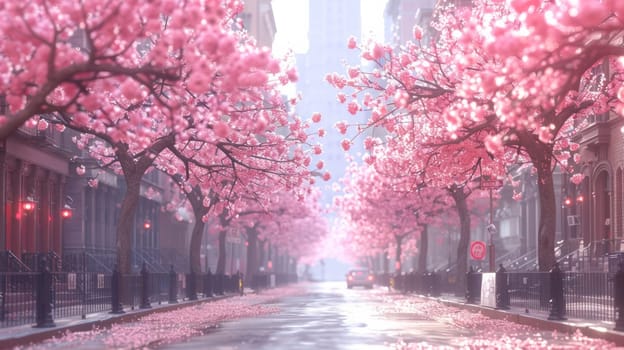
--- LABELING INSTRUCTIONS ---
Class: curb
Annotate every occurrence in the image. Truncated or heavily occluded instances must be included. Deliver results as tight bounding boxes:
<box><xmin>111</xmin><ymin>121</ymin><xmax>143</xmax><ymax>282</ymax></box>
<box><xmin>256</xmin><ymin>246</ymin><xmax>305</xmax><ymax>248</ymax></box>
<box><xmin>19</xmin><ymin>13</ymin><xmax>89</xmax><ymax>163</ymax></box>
<box><xmin>0</xmin><ymin>294</ymin><xmax>232</xmax><ymax>349</ymax></box>
<box><xmin>434</xmin><ymin>297</ymin><xmax>624</xmax><ymax>346</ymax></box>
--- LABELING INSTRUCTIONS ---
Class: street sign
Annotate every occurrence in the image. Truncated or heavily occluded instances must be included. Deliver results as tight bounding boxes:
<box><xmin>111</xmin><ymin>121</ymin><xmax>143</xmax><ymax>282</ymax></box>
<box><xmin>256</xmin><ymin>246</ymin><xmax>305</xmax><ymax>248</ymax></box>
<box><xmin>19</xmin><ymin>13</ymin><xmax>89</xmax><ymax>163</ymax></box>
<box><xmin>480</xmin><ymin>177</ymin><xmax>503</xmax><ymax>189</ymax></box>
<box><xmin>470</xmin><ymin>240</ymin><xmax>487</xmax><ymax>260</ymax></box>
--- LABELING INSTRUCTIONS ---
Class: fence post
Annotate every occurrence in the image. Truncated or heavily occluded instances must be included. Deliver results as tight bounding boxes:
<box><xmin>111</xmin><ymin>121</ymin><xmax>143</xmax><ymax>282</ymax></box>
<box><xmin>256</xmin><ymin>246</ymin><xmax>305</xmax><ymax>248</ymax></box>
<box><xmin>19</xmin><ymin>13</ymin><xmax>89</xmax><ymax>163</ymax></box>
<box><xmin>614</xmin><ymin>262</ymin><xmax>624</xmax><ymax>331</ymax></box>
<box><xmin>496</xmin><ymin>264</ymin><xmax>510</xmax><ymax>310</ymax></box>
<box><xmin>466</xmin><ymin>266</ymin><xmax>477</xmax><ymax>304</ymax></box>
<box><xmin>168</xmin><ymin>265</ymin><xmax>177</xmax><ymax>304</ymax></box>
<box><xmin>205</xmin><ymin>268</ymin><xmax>213</xmax><ymax>297</ymax></box>
<box><xmin>140</xmin><ymin>262</ymin><xmax>151</xmax><ymax>309</ymax></box>
<box><xmin>431</xmin><ymin>271</ymin><xmax>440</xmax><ymax>297</ymax></box>
<box><xmin>34</xmin><ymin>256</ymin><xmax>55</xmax><ymax>328</ymax></box>
<box><xmin>547</xmin><ymin>263</ymin><xmax>567</xmax><ymax>320</ymax></box>
<box><xmin>187</xmin><ymin>271</ymin><xmax>197</xmax><ymax>300</ymax></box>
<box><xmin>110</xmin><ymin>265</ymin><xmax>124</xmax><ymax>314</ymax></box>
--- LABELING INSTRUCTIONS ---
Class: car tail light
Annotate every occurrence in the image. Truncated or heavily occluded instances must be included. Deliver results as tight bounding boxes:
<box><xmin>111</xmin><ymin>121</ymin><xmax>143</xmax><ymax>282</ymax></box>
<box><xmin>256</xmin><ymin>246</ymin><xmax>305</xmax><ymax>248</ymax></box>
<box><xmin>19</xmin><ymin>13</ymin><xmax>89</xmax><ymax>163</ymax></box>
<box><xmin>367</xmin><ymin>275</ymin><xmax>374</xmax><ymax>281</ymax></box>
<box><xmin>348</xmin><ymin>276</ymin><xmax>353</xmax><ymax>281</ymax></box>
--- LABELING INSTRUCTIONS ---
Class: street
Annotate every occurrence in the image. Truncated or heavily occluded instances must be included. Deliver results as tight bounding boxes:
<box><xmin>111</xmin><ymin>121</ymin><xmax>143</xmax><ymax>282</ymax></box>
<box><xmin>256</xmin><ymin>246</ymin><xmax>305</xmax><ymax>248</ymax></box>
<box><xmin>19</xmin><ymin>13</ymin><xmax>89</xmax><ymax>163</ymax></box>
<box><xmin>15</xmin><ymin>282</ymin><xmax>620</xmax><ymax>349</ymax></box>
<box><xmin>159</xmin><ymin>282</ymin><xmax>473</xmax><ymax>349</ymax></box>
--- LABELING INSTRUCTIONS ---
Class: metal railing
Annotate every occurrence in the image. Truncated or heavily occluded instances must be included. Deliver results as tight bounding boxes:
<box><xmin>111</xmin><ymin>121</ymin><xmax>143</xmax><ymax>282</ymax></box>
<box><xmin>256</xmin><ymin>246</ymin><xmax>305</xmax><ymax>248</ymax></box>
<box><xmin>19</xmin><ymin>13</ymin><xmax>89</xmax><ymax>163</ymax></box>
<box><xmin>0</xmin><ymin>267</ymin><xmax>273</xmax><ymax>329</ymax></box>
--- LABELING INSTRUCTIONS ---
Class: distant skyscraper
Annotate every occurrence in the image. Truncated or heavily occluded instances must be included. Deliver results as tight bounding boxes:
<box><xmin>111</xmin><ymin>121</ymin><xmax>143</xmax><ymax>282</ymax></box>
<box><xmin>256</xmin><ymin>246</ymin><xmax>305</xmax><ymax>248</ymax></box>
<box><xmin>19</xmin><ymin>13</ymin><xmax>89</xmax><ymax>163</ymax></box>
<box><xmin>296</xmin><ymin>0</ymin><xmax>363</xmax><ymax>211</ymax></box>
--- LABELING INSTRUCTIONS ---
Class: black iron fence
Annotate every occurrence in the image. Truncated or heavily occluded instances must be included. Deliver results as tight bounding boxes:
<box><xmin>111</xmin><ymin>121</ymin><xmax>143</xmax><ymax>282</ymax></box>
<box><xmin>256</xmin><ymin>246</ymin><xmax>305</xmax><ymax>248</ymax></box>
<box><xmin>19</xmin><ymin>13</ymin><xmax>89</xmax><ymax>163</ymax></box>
<box><xmin>0</xmin><ymin>265</ymin><xmax>300</xmax><ymax>329</ymax></box>
<box><xmin>380</xmin><ymin>265</ymin><xmax>624</xmax><ymax>329</ymax></box>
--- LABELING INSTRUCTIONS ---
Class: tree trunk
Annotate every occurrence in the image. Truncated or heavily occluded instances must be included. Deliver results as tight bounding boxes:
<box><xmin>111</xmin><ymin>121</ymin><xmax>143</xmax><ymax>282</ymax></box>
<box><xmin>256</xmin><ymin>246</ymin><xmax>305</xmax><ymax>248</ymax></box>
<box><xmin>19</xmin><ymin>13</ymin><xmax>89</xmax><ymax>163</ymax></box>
<box><xmin>187</xmin><ymin>187</ymin><xmax>209</xmax><ymax>275</ymax></box>
<box><xmin>383</xmin><ymin>251</ymin><xmax>389</xmax><ymax>274</ymax></box>
<box><xmin>450</xmin><ymin>186</ymin><xmax>470</xmax><ymax>291</ymax></box>
<box><xmin>117</xmin><ymin>175</ymin><xmax>141</xmax><ymax>274</ymax></box>
<box><xmin>245</xmin><ymin>228</ymin><xmax>258</xmax><ymax>283</ymax></box>
<box><xmin>189</xmin><ymin>220</ymin><xmax>205</xmax><ymax>274</ymax></box>
<box><xmin>395</xmin><ymin>235</ymin><xmax>403</xmax><ymax>274</ymax></box>
<box><xmin>529</xmin><ymin>146</ymin><xmax>557</xmax><ymax>271</ymax></box>
<box><xmin>216</xmin><ymin>230</ymin><xmax>227</xmax><ymax>274</ymax></box>
<box><xmin>418</xmin><ymin>224</ymin><xmax>429</xmax><ymax>274</ymax></box>
<box><xmin>258</xmin><ymin>240</ymin><xmax>266</xmax><ymax>270</ymax></box>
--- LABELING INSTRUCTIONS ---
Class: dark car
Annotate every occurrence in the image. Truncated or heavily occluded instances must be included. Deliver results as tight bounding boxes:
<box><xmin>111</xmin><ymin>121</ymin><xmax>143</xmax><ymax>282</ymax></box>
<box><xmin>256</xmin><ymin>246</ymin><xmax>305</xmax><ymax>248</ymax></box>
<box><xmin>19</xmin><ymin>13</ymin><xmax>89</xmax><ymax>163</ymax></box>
<box><xmin>346</xmin><ymin>268</ymin><xmax>374</xmax><ymax>289</ymax></box>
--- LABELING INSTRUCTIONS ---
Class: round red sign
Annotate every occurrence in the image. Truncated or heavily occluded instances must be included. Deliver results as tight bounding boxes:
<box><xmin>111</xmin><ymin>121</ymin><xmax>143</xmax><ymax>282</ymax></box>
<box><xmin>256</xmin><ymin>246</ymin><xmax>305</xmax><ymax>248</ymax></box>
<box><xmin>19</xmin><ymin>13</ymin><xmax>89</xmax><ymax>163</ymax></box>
<box><xmin>470</xmin><ymin>241</ymin><xmax>487</xmax><ymax>260</ymax></box>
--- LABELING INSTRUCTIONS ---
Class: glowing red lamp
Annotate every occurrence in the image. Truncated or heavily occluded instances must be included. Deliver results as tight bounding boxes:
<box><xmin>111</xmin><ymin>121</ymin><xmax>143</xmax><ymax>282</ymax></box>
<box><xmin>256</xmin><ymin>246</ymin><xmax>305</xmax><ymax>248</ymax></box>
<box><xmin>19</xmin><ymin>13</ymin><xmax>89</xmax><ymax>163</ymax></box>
<box><xmin>61</xmin><ymin>206</ymin><xmax>73</xmax><ymax>219</ymax></box>
<box><xmin>143</xmin><ymin>219</ymin><xmax>152</xmax><ymax>230</ymax></box>
<box><xmin>22</xmin><ymin>198</ymin><xmax>36</xmax><ymax>212</ymax></box>
<box><xmin>564</xmin><ymin>197</ymin><xmax>572</xmax><ymax>206</ymax></box>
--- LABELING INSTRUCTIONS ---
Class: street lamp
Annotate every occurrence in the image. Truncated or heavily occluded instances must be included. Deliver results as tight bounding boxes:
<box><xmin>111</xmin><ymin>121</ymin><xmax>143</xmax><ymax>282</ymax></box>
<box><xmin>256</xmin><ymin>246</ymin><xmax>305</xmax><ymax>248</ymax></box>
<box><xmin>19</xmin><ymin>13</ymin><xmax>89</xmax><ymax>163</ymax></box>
<box><xmin>60</xmin><ymin>205</ymin><xmax>73</xmax><ymax>219</ymax></box>
<box><xmin>22</xmin><ymin>196</ymin><xmax>36</xmax><ymax>212</ymax></box>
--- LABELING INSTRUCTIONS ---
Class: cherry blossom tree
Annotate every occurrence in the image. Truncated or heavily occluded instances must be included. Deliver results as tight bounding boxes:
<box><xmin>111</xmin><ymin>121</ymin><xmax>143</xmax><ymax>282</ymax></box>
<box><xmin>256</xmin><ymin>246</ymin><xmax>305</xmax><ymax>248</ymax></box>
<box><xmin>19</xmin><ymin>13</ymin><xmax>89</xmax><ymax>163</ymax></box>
<box><xmin>329</xmin><ymin>0</ymin><xmax>624</xmax><ymax>271</ymax></box>
<box><xmin>2</xmin><ymin>0</ymin><xmax>308</xmax><ymax>275</ymax></box>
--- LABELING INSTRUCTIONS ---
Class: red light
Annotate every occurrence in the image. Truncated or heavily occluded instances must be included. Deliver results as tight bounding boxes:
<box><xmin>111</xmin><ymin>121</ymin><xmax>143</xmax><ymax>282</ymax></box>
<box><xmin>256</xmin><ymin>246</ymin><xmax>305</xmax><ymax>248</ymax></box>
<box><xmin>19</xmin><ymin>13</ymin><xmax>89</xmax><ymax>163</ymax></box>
<box><xmin>367</xmin><ymin>275</ymin><xmax>374</xmax><ymax>281</ymax></box>
<box><xmin>395</xmin><ymin>261</ymin><xmax>401</xmax><ymax>270</ymax></box>
<box><xmin>564</xmin><ymin>198</ymin><xmax>572</xmax><ymax>206</ymax></box>
<box><xmin>61</xmin><ymin>208</ymin><xmax>73</xmax><ymax>219</ymax></box>
<box><xmin>22</xmin><ymin>202</ymin><xmax>35</xmax><ymax>211</ymax></box>
<box><xmin>348</xmin><ymin>276</ymin><xmax>353</xmax><ymax>281</ymax></box>
<box><xmin>267</xmin><ymin>260</ymin><xmax>273</xmax><ymax>269</ymax></box>
<box><xmin>577</xmin><ymin>195</ymin><xmax>584</xmax><ymax>203</ymax></box>
<box><xmin>143</xmin><ymin>220</ymin><xmax>151</xmax><ymax>230</ymax></box>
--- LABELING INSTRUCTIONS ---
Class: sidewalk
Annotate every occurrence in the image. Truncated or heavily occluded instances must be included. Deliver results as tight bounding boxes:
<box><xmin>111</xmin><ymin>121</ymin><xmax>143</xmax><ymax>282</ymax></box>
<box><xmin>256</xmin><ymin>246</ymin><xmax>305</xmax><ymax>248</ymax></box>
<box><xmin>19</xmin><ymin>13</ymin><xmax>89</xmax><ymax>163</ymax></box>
<box><xmin>429</xmin><ymin>293</ymin><xmax>624</xmax><ymax>346</ymax></box>
<box><xmin>0</xmin><ymin>294</ymin><xmax>233</xmax><ymax>349</ymax></box>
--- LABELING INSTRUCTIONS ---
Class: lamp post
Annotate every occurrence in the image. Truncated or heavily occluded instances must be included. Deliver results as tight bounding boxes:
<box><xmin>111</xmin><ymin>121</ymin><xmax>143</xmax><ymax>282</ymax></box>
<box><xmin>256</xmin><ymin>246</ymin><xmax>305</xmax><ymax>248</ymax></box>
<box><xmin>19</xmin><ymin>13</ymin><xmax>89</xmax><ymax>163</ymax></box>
<box><xmin>480</xmin><ymin>175</ymin><xmax>503</xmax><ymax>272</ymax></box>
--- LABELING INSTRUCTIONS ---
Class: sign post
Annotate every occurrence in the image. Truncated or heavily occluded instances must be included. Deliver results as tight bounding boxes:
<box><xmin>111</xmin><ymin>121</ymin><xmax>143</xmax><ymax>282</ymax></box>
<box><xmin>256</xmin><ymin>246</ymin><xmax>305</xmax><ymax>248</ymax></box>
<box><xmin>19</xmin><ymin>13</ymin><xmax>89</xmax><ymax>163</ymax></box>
<box><xmin>480</xmin><ymin>175</ymin><xmax>503</xmax><ymax>272</ymax></box>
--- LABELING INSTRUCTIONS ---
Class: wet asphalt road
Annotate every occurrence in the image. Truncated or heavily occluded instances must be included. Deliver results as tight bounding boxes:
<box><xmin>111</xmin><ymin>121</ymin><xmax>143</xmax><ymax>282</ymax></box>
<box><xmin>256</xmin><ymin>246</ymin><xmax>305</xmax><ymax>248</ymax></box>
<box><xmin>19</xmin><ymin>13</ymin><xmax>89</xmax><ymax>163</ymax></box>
<box><xmin>158</xmin><ymin>282</ymin><xmax>474</xmax><ymax>349</ymax></box>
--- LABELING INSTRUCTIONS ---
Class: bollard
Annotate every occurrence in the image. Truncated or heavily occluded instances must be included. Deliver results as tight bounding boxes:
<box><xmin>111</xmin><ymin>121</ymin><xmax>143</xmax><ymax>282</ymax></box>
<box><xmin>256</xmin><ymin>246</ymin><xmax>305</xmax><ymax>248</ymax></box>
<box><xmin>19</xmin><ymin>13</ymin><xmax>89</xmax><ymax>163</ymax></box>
<box><xmin>205</xmin><ymin>268</ymin><xmax>213</xmax><ymax>298</ymax></box>
<box><xmin>496</xmin><ymin>264</ymin><xmax>510</xmax><ymax>310</ymax></box>
<box><xmin>547</xmin><ymin>263</ymin><xmax>567</xmax><ymax>320</ymax></box>
<box><xmin>34</xmin><ymin>256</ymin><xmax>55</xmax><ymax>328</ymax></box>
<box><xmin>168</xmin><ymin>265</ymin><xmax>178</xmax><ymax>304</ymax></box>
<box><xmin>614</xmin><ymin>262</ymin><xmax>624</xmax><ymax>331</ymax></box>
<box><xmin>140</xmin><ymin>262</ymin><xmax>151</xmax><ymax>309</ymax></box>
<box><xmin>466</xmin><ymin>266</ymin><xmax>476</xmax><ymax>304</ymax></box>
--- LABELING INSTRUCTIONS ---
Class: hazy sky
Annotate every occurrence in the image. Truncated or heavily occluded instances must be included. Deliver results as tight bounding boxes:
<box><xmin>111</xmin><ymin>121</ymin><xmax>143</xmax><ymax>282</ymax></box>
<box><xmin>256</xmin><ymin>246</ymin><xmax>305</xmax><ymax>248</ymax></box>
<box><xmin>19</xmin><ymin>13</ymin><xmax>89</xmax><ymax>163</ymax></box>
<box><xmin>272</xmin><ymin>0</ymin><xmax>387</xmax><ymax>56</ymax></box>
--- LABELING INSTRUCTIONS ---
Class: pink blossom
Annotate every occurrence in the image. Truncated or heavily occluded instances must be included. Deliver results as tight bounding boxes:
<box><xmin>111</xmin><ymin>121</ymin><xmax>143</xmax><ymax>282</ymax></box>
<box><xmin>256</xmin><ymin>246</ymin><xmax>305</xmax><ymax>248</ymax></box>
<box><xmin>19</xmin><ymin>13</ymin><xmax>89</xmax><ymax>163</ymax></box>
<box><xmin>318</xmin><ymin>128</ymin><xmax>326</xmax><ymax>137</ymax></box>
<box><xmin>341</xmin><ymin>139</ymin><xmax>352</xmax><ymax>151</ymax></box>
<box><xmin>413</xmin><ymin>25</ymin><xmax>423</xmax><ymax>41</ymax></box>
<box><xmin>322</xmin><ymin>172</ymin><xmax>331</xmax><ymax>181</ymax></box>
<box><xmin>569</xmin><ymin>142</ymin><xmax>580</xmax><ymax>151</ymax></box>
<box><xmin>311</xmin><ymin>112</ymin><xmax>322</xmax><ymax>123</ymax></box>
<box><xmin>348</xmin><ymin>67</ymin><xmax>359</xmax><ymax>79</ymax></box>
<box><xmin>213</xmin><ymin>121</ymin><xmax>230</xmax><ymax>138</ymax></box>
<box><xmin>286</xmin><ymin>67</ymin><xmax>298</xmax><ymax>82</ymax></box>
<box><xmin>538</xmin><ymin>127</ymin><xmax>553</xmax><ymax>143</ymax></box>
<box><xmin>37</xmin><ymin>119</ymin><xmax>48</xmax><ymax>131</ymax></box>
<box><xmin>347</xmin><ymin>101</ymin><xmax>360</xmax><ymax>115</ymax></box>
<box><xmin>76</xmin><ymin>165</ymin><xmax>86</xmax><ymax>176</ymax></box>
<box><xmin>571</xmin><ymin>173</ymin><xmax>584</xmax><ymax>185</ymax></box>
<box><xmin>484</xmin><ymin>135</ymin><xmax>504</xmax><ymax>155</ymax></box>
<box><xmin>347</xmin><ymin>35</ymin><xmax>357</xmax><ymax>49</ymax></box>
<box><xmin>313</xmin><ymin>144</ymin><xmax>322</xmax><ymax>155</ymax></box>
<box><xmin>335</xmin><ymin>121</ymin><xmax>348</xmax><ymax>135</ymax></box>
<box><xmin>316</xmin><ymin>160</ymin><xmax>324</xmax><ymax>169</ymax></box>
<box><xmin>88</xmin><ymin>178</ymin><xmax>99</xmax><ymax>188</ymax></box>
